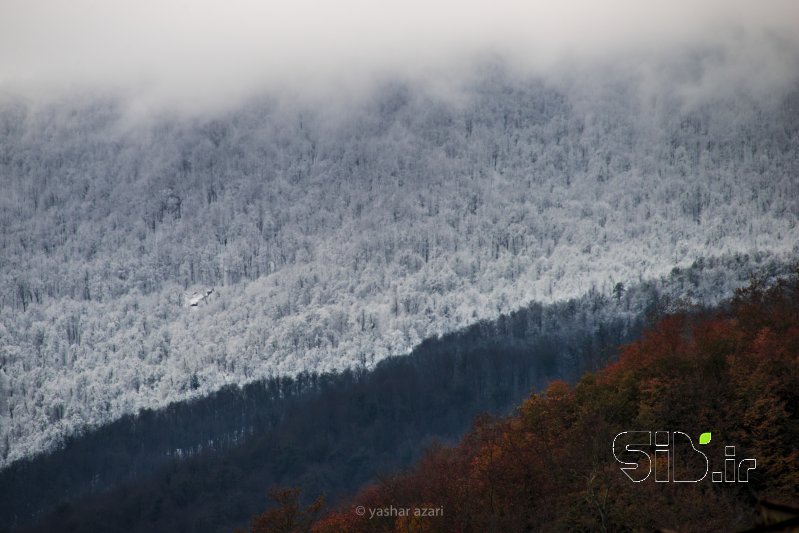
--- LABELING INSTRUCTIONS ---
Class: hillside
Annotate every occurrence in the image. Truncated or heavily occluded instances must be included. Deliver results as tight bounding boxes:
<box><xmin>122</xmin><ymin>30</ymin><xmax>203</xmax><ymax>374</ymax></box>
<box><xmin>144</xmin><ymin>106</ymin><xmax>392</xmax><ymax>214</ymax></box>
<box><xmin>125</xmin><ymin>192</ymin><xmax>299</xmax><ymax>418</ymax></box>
<box><xmin>0</xmin><ymin>260</ymin><xmax>718</xmax><ymax>531</ymax></box>
<box><xmin>2</xmin><ymin>59</ymin><xmax>798</xmax><ymax>466</ymax></box>
<box><xmin>248</xmin><ymin>271</ymin><xmax>799</xmax><ymax>532</ymax></box>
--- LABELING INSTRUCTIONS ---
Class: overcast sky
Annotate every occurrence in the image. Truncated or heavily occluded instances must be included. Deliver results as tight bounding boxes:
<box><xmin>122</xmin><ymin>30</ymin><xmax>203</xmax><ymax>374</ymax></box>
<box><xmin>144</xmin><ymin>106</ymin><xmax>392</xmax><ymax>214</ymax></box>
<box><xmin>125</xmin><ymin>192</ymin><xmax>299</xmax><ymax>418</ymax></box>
<box><xmin>1</xmin><ymin>1</ymin><xmax>798</xmax><ymax>110</ymax></box>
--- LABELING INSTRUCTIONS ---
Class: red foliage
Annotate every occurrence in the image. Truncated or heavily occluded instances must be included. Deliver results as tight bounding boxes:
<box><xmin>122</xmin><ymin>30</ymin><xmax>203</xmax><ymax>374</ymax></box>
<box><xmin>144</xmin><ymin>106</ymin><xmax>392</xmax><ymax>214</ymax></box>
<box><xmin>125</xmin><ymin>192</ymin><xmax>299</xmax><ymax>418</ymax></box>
<box><xmin>251</xmin><ymin>273</ymin><xmax>799</xmax><ymax>532</ymax></box>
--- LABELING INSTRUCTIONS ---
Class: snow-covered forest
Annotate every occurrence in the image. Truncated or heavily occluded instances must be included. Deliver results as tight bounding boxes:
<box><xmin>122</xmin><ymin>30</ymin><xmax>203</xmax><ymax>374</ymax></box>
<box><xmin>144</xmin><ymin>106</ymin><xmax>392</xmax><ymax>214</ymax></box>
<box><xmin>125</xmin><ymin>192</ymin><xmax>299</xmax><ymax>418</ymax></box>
<box><xmin>1</xmin><ymin>59</ymin><xmax>798</xmax><ymax>467</ymax></box>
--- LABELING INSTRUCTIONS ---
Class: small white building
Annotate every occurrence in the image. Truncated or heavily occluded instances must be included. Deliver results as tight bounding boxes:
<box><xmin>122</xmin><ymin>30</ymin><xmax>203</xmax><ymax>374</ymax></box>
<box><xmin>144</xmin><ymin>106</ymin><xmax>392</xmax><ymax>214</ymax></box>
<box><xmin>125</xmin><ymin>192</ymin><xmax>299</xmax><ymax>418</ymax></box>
<box><xmin>186</xmin><ymin>288</ymin><xmax>214</xmax><ymax>307</ymax></box>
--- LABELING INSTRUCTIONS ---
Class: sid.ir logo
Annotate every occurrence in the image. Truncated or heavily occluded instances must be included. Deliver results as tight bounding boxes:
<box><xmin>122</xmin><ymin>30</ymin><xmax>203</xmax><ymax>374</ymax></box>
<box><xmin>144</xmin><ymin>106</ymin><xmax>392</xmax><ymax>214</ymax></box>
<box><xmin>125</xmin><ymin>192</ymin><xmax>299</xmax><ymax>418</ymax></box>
<box><xmin>612</xmin><ymin>431</ymin><xmax>757</xmax><ymax>483</ymax></box>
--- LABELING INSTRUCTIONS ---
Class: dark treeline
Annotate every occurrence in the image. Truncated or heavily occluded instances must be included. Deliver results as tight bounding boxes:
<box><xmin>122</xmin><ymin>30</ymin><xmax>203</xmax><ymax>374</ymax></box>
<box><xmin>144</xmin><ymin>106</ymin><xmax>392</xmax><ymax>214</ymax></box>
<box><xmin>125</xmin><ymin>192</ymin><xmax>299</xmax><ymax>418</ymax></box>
<box><xmin>294</xmin><ymin>270</ymin><xmax>799</xmax><ymax>532</ymax></box>
<box><xmin>1</xmin><ymin>283</ymin><xmax>653</xmax><ymax>533</ymax></box>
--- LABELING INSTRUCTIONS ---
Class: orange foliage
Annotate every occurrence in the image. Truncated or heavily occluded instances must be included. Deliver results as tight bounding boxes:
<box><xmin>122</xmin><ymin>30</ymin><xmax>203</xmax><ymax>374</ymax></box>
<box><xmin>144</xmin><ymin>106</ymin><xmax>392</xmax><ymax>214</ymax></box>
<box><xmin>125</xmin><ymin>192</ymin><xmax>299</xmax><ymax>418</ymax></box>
<box><xmin>254</xmin><ymin>273</ymin><xmax>799</xmax><ymax>532</ymax></box>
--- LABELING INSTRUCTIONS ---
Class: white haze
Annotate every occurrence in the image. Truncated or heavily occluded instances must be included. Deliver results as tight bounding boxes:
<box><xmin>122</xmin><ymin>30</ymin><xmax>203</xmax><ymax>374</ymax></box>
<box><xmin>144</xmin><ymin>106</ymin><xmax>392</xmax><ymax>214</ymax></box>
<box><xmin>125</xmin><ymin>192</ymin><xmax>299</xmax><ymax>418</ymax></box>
<box><xmin>1</xmin><ymin>0</ymin><xmax>798</xmax><ymax>113</ymax></box>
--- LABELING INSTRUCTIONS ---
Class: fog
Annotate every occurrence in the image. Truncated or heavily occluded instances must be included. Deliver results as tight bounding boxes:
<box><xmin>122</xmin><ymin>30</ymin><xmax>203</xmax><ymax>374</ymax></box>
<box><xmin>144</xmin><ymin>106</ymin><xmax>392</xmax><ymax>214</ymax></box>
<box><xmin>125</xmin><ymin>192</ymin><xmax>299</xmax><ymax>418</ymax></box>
<box><xmin>1</xmin><ymin>0</ymin><xmax>798</xmax><ymax>112</ymax></box>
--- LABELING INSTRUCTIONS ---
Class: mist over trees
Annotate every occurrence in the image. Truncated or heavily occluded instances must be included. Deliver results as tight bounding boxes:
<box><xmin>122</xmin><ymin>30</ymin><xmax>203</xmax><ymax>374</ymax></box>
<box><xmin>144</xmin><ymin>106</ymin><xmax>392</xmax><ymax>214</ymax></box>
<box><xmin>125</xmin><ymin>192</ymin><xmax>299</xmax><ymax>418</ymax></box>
<box><xmin>0</xmin><ymin>60</ymin><xmax>798</xmax><ymax>467</ymax></box>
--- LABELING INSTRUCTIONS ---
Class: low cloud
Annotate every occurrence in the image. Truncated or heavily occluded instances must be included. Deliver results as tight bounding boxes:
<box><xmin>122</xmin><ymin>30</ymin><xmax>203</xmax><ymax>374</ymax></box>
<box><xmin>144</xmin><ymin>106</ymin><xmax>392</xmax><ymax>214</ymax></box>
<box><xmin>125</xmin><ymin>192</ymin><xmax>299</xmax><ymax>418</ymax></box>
<box><xmin>1</xmin><ymin>0</ymin><xmax>797</xmax><ymax>112</ymax></box>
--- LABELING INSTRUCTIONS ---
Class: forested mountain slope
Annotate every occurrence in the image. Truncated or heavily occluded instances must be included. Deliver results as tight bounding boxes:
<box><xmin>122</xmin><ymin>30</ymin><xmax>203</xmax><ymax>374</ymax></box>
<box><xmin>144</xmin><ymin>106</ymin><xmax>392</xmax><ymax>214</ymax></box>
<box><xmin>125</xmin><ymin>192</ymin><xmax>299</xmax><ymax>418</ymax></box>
<box><xmin>2</xmin><ymin>261</ymin><xmax>645</xmax><ymax>532</ymax></box>
<box><xmin>290</xmin><ymin>271</ymin><xmax>799</xmax><ymax>532</ymax></box>
<box><xmin>2</xmin><ymin>261</ymin><xmax>789</xmax><ymax>532</ymax></box>
<box><xmin>1</xmin><ymin>60</ymin><xmax>798</xmax><ymax>466</ymax></box>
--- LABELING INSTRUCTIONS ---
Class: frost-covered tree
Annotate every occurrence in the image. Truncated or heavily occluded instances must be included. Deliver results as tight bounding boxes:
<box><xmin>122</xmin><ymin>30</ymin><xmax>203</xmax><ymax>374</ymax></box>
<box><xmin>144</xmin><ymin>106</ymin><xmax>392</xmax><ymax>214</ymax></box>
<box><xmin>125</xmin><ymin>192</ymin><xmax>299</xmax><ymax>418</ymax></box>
<box><xmin>0</xmin><ymin>58</ymin><xmax>797</xmax><ymax>466</ymax></box>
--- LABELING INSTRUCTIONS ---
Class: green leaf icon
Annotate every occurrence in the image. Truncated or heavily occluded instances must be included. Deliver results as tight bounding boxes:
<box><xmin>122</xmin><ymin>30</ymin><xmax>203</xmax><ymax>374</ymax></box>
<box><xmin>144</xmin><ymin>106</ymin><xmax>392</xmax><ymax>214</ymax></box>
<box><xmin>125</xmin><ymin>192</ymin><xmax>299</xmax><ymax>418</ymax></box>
<box><xmin>699</xmin><ymin>432</ymin><xmax>712</xmax><ymax>445</ymax></box>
